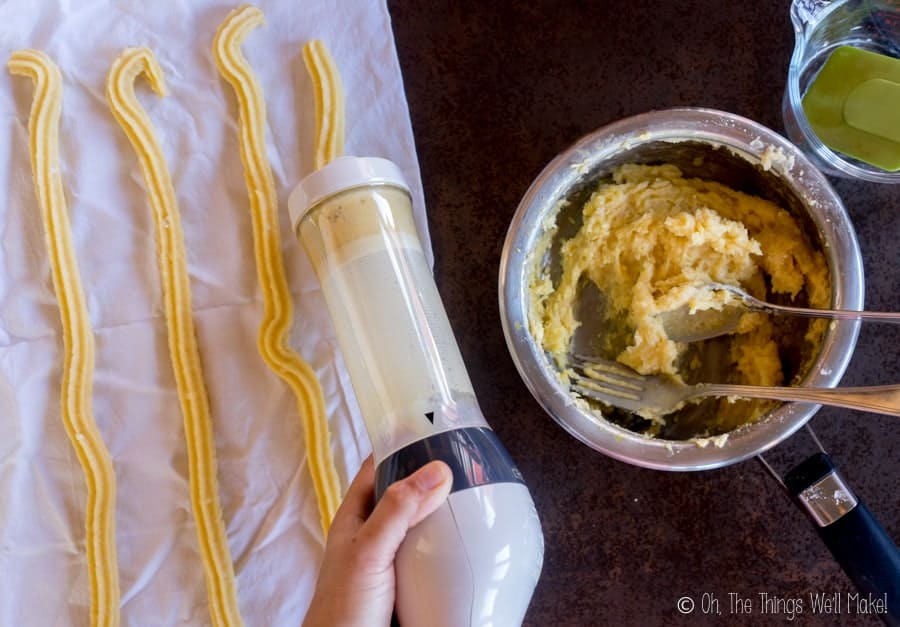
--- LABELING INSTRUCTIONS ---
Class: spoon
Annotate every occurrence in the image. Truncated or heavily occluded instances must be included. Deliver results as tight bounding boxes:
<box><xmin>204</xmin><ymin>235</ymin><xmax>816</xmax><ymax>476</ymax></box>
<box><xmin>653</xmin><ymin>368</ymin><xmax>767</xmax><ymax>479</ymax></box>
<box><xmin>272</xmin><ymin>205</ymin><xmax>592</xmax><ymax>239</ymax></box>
<box><xmin>659</xmin><ymin>283</ymin><xmax>900</xmax><ymax>343</ymax></box>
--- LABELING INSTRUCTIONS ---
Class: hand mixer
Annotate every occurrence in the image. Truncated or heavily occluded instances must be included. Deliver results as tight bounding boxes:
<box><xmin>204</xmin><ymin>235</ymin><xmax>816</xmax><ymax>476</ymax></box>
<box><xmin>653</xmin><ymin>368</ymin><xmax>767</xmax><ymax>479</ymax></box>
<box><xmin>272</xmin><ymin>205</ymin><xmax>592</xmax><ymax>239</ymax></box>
<box><xmin>288</xmin><ymin>156</ymin><xmax>544</xmax><ymax>626</ymax></box>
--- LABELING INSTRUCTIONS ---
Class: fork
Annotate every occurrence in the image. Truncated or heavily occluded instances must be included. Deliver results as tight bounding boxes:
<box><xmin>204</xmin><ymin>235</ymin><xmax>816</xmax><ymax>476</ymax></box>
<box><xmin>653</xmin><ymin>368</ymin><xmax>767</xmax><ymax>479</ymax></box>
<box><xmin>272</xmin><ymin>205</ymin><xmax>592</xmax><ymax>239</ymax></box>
<box><xmin>568</xmin><ymin>354</ymin><xmax>900</xmax><ymax>417</ymax></box>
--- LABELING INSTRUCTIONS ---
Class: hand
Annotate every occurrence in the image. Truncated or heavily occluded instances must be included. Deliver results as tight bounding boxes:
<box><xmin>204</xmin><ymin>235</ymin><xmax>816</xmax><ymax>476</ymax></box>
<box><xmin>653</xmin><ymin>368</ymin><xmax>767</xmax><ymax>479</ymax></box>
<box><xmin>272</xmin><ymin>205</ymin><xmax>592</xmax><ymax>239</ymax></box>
<box><xmin>303</xmin><ymin>456</ymin><xmax>453</xmax><ymax>627</ymax></box>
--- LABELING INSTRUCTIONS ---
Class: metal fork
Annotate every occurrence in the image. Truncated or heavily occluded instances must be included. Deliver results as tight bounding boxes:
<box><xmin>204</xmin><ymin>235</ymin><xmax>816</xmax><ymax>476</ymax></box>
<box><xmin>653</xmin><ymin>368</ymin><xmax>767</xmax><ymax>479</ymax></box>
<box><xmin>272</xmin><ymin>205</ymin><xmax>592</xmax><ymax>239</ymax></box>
<box><xmin>568</xmin><ymin>354</ymin><xmax>900</xmax><ymax>417</ymax></box>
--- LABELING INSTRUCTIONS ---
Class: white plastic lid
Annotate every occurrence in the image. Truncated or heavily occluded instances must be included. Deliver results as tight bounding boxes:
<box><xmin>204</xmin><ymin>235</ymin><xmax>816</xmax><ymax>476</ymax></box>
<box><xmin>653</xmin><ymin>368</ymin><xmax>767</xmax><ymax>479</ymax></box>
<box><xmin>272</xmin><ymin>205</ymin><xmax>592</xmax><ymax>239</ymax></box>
<box><xmin>287</xmin><ymin>156</ymin><xmax>411</xmax><ymax>232</ymax></box>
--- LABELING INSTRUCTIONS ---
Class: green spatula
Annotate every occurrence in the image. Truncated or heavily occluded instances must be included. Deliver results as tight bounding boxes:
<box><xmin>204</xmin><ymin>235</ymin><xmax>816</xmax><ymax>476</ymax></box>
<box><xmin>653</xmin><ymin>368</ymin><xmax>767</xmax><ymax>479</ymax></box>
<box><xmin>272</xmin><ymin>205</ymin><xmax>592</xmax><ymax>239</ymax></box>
<box><xmin>802</xmin><ymin>46</ymin><xmax>900</xmax><ymax>172</ymax></box>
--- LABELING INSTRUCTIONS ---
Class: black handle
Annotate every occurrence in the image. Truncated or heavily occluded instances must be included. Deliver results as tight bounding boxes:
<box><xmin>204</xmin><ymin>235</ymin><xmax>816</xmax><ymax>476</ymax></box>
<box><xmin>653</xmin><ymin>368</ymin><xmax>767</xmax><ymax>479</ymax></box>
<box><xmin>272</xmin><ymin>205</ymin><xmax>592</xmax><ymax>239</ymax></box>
<box><xmin>816</xmin><ymin>502</ymin><xmax>900</xmax><ymax>626</ymax></box>
<box><xmin>785</xmin><ymin>453</ymin><xmax>900</xmax><ymax>626</ymax></box>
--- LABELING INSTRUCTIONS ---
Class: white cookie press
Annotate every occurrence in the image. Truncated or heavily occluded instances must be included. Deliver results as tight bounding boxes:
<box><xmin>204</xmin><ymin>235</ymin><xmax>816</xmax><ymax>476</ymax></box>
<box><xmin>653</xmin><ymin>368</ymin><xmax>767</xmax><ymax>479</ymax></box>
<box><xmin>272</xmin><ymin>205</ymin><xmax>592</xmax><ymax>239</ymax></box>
<box><xmin>289</xmin><ymin>157</ymin><xmax>544</xmax><ymax>626</ymax></box>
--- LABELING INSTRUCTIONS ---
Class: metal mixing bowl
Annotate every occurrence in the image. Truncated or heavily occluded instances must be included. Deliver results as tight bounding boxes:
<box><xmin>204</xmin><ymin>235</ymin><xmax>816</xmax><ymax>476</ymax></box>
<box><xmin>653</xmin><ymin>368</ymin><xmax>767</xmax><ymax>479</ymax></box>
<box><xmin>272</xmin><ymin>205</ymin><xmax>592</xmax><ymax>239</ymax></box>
<box><xmin>499</xmin><ymin>108</ymin><xmax>864</xmax><ymax>471</ymax></box>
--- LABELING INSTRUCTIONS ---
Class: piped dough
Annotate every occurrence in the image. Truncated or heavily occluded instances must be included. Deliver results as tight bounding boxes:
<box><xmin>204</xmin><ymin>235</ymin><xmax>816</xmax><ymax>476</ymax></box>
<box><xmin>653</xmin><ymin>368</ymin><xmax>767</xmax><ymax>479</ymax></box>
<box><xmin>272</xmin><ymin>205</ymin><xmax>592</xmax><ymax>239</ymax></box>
<box><xmin>9</xmin><ymin>49</ymin><xmax>120</xmax><ymax>627</ymax></box>
<box><xmin>106</xmin><ymin>47</ymin><xmax>243</xmax><ymax>627</ymax></box>
<box><xmin>303</xmin><ymin>39</ymin><xmax>345</xmax><ymax>170</ymax></box>
<box><xmin>214</xmin><ymin>5</ymin><xmax>341</xmax><ymax>535</ymax></box>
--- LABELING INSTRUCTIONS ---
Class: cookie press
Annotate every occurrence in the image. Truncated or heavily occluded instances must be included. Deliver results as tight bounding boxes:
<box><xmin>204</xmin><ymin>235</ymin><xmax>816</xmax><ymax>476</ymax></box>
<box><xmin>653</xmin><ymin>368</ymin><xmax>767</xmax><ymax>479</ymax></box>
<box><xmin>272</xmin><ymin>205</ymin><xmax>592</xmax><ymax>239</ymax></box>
<box><xmin>289</xmin><ymin>156</ymin><xmax>544</xmax><ymax>626</ymax></box>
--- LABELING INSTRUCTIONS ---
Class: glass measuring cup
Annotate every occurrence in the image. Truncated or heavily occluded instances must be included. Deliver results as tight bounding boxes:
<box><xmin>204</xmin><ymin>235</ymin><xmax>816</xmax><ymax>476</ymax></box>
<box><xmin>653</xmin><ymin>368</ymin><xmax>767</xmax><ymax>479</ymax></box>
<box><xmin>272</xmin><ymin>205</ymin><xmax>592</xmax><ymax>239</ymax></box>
<box><xmin>782</xmin><ymin>0</ymin><xmax>900</xmax><ymax>183</ymax></box>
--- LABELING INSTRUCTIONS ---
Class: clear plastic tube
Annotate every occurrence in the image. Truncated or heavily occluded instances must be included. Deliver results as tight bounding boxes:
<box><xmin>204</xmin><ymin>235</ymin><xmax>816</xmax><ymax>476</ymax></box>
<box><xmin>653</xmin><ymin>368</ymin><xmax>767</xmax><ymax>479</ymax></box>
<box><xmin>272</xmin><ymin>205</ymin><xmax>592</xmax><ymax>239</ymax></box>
<box><xmin>298</xmin><ymin>183</ymin><xmax>488</xmax><ymax>463</ymax></box>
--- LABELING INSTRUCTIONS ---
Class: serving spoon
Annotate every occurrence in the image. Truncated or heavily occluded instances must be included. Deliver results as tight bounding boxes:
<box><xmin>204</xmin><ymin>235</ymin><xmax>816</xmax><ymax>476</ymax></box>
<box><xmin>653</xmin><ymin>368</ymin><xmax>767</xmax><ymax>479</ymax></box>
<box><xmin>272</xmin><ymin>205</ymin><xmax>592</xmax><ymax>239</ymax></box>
<box><xmin>659</xmin><ymin>283</ymin><xmax>900</xmax><ymax>343</ymax></box>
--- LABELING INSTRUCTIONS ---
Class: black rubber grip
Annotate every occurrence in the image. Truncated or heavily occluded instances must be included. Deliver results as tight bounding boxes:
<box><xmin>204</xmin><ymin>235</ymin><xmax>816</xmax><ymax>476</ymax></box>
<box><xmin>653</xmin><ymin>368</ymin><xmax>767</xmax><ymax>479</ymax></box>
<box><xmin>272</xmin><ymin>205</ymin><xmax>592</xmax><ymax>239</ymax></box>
<box><xmin>375</xmin><ymin>427</ymin><xmax>525</xmax><ymax>501</ymax></box>
<box><xmin>816</xmin><ymin>503</ymin><xmax>900</xmax><ymax>626</ymax></box>
<box><xmin>785</xmin><ymin>453</ymin><xmax>900</xmax><ymax>626</ymax></box>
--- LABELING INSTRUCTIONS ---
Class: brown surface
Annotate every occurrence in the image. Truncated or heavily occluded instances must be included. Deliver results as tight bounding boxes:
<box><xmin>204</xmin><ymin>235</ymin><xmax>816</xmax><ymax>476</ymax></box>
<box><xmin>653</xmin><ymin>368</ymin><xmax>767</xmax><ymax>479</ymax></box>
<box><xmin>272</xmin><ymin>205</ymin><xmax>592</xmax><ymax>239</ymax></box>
<box><xmin>388</xmin><ymin>1</ymin><xmax>900</xmax><ymax>626</ymax></box>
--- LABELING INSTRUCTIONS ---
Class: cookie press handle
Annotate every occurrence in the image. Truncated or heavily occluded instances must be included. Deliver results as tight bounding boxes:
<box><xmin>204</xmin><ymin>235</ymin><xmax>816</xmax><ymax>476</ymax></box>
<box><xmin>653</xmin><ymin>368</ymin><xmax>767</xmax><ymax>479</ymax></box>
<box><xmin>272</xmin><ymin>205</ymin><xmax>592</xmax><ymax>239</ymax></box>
<box><xmin>785</xmin><ymin>453</ymin><xmax>900</xmax><ymax>626</ymax></box>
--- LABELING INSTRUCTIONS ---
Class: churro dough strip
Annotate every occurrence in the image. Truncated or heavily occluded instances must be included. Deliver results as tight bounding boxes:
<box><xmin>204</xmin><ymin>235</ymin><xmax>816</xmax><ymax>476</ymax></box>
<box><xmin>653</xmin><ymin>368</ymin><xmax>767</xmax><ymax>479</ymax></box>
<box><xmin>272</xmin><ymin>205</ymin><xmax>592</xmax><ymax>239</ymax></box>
<box><xmin>8</xmin><ymin>50</ymin><xmax>120</xmax><ymax>627</ymax></box>
<box><xmin>302</xmin><ymin>39</ymin><xmax>345</xmax><ymax>170</ymax></box>
<box><xmin>106</xmin><ymin>48</ymin><xmax>243</xmax><ymax>627</ymax></box>
<box><xmin>214</xmin><ymin>5</ymin><xmax>341</xmax><ymax>534</ymax></box>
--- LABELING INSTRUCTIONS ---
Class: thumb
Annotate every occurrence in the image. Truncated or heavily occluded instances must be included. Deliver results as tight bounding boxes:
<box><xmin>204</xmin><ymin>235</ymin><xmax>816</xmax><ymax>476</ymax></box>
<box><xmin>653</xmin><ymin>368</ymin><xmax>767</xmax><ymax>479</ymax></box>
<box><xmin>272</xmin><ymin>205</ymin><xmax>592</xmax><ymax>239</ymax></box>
<box><xmin>354</xmin><ymin>460</ymin><xmax>453</xmax><ymax>569</ymax></box>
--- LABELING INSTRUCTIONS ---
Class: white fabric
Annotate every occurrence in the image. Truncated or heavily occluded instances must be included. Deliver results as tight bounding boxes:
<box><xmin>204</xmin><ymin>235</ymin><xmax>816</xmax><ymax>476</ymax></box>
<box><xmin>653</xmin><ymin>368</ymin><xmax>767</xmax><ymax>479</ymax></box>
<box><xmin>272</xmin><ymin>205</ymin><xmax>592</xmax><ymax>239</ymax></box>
<box><xmin>0</xmin><ymin>1</ymin><xmax>428</xmax><ymax>625</ymax></box>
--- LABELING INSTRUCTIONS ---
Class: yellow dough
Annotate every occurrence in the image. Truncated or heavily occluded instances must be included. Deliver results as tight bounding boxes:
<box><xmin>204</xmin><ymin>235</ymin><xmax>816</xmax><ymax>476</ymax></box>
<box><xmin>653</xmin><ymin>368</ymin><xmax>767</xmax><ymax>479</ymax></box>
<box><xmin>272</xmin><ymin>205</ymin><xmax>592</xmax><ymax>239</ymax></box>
<box><xmin>534</xmin><ymin>164</ymin><xmax>829</xmax><ymax>434</ymax></box>
<box><xmin>303</xmin><ymin>39</ymin><xmax>345</xmax><ymax>170</ymax></box>
<box><xmin>214</xmin><ymin>5</ymin><xmax>341</xmax><ymax>535</ymax></box>
<box><xmin>9</xmin><ymin>50</ymin><xmax>120</xmax><ymax>627</ymax></box>
<box><xmin>106</xmin><ymin>48</ymin><xmax>243</xmax><ymax>627</ymax></box>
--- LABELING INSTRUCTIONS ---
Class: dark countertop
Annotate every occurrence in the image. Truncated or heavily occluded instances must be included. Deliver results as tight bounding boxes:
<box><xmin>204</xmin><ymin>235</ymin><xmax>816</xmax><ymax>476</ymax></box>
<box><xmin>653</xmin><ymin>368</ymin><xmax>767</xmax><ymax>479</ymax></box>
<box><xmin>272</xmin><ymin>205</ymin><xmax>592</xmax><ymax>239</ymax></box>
<box><xmin>389</xmin><ymin>1</ymin><xmax>899</xmax><ymax>626</ymax></box>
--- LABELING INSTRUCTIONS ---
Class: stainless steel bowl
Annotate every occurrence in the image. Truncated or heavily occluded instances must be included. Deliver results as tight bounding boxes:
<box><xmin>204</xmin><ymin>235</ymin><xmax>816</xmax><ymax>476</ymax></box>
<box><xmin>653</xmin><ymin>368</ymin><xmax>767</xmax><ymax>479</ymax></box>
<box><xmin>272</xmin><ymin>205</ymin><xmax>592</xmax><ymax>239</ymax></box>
<box><xmin>499</xmin><ymin>108</ymin><xmax>864</xmax><ymax>471</ymax></box>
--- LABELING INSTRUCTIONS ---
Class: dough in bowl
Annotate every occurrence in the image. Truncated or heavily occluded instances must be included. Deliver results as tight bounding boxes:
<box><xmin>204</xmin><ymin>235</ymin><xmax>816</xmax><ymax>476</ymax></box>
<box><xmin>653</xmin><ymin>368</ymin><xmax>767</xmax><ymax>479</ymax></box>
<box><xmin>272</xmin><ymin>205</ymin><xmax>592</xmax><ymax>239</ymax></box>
<box><xmin>531</xmin><ymin>163</ymin><xmax>830</xmax><ymax>438</ymax></box>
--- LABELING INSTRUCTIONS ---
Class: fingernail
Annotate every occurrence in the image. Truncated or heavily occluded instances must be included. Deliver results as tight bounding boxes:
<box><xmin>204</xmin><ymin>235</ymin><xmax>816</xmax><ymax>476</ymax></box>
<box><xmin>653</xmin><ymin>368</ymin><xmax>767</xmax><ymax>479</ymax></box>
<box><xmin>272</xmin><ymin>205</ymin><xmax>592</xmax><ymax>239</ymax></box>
<box><xmin>414</xmin><ymin>461</ymin><xmax>448</xmax><ymax>491</ymax></box>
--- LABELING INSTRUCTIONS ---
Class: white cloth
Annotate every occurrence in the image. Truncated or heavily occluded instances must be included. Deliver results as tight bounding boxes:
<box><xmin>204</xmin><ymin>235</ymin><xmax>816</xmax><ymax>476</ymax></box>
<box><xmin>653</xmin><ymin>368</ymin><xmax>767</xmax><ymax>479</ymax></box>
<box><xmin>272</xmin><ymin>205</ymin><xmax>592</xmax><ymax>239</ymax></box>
<box><xmin>0</xmin><ymin>1</ymin><xmax>427</xmax><ymax>625</ymax></box>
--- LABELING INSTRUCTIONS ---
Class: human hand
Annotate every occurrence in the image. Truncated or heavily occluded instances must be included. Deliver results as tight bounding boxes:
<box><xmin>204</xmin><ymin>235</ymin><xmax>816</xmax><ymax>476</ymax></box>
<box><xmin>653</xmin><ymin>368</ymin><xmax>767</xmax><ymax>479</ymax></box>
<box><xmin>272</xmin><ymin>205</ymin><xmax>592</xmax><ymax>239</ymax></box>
<box><xmin>303</xmin><ymin>456</ymin><xmax>453</xmax><ymax>627</ymax></box>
